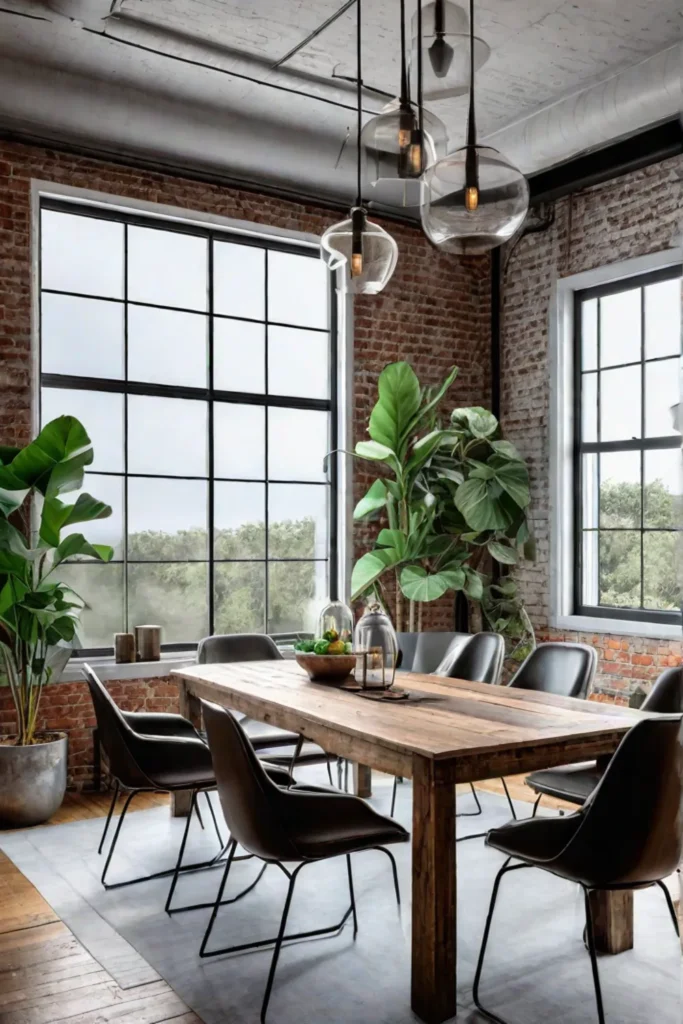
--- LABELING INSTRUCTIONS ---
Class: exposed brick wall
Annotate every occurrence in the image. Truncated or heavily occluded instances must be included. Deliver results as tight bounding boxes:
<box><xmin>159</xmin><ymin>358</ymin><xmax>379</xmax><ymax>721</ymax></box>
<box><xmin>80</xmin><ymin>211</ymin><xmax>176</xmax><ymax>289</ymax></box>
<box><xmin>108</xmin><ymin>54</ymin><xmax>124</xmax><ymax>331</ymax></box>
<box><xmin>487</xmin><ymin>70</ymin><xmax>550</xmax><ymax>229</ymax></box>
<box><xmin>0</xmin><ymin>138</ymin><xmax>491</xmax><ymax>783</ymax></box>
<box><xmin>501</xmin><ymin>155</ymin><xmax>683</xmax><ymax>700</ymax></box>
<box><xmin>0</xmin><ymin>677</ymin><xmax>180</xmax><ymax>789</ymax></box>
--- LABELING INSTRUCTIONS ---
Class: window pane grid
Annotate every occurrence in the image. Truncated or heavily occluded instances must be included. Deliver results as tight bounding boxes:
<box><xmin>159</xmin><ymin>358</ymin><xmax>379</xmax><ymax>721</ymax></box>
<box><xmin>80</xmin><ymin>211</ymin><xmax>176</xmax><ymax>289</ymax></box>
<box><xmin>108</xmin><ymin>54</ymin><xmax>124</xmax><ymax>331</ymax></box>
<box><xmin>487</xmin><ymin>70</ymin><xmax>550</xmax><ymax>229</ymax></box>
<box><xmin>40</xmin><ymin>201</ymin><xmax>337</xmax><ymax>652</ymax></box>
<box><xmin>575</xmin><ymin>266</ymin><xmax>682</xmax><ymax>621</ymax></box>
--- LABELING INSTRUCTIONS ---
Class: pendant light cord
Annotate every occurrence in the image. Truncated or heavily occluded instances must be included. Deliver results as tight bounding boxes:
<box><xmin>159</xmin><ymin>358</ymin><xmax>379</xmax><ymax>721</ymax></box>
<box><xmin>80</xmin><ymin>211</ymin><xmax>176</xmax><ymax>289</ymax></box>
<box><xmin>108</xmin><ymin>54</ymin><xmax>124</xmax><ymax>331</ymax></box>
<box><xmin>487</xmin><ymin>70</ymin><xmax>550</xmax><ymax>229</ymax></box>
<box><xmin>355</xmin><ymin>0</ymin><xmax>362</xmax><ymax>207</ymax></box>
<box><xmin>467</xmin><ymin>0</ymin><xmax>476</xmax><ymax>147</ymax></box>
<box><xmin>399</xmin><ymin>0</ymin><xmax>408</xmax><ymax>105</ymax></box>
<box><xmin>417</xmin><ymin>0</ymin><xmax>423</xmax><ymax>135</ymax></box>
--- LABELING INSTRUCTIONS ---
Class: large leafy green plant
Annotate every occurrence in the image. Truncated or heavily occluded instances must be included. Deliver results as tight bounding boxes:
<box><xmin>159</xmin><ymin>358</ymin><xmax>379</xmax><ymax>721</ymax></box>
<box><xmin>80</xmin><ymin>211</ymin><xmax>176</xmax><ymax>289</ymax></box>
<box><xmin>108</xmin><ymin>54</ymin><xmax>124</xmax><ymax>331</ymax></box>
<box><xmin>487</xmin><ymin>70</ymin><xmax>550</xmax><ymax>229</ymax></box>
<box><xmin>0</xmin><ymin>417</ymin><xmax>113</xmax><ymax>745</ymax></box>
<box><xmin>351</xmin><ymin>362</ymin><xmax>533</xmax><ymax>633</ymax></box>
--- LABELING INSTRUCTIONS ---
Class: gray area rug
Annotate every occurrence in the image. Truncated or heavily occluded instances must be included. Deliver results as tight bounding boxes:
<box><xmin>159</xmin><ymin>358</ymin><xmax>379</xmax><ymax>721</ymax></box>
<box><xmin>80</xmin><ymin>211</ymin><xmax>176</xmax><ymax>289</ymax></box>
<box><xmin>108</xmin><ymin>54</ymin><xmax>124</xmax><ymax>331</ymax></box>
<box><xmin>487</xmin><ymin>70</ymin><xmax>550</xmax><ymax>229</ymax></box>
<box><xmin>1</xmin><ymin>769</ymin><xmax>681</xmax><ymax>1024</ymax></box>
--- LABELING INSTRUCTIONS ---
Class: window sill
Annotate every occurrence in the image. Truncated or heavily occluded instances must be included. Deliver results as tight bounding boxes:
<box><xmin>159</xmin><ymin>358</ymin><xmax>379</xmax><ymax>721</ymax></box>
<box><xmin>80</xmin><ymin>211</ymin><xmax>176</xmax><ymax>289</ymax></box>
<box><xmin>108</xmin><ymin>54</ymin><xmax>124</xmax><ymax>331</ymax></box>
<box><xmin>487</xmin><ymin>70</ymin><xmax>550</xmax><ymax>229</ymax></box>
<box><xmin>60</xmin><ymin>653</ymin><xmax>196</xmax><ymax>684</ymax></box>
<box><xmin>551</xmin><ymin>615</ymin><xmax>682</xmax><ymax>642</ymax></box>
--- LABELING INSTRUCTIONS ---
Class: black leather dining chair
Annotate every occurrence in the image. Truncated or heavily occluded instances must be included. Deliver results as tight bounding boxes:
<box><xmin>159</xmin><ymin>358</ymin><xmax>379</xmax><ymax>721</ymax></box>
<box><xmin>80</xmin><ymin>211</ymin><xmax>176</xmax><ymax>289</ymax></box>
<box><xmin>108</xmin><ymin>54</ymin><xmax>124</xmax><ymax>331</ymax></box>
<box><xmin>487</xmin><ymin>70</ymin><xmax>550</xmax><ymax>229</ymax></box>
<box><xmin>457</xmin><ymin>641</ymin><xmax>597</xmax><ymax>840</ymax></box>
<box><xmin>473</xmin><ymin>714</ymin><xmax>683</xmax><ymax>1024</ymax></box>
<box><xmin>390</xmin><ymin>631</ymin><xmax>505</xmax><ymax>817</ymax></box>
<box><xmin>169</xmin><ymin>700</ymin><xmax>409</xmax><ymax>1023</ymax></box>
<box><xmin>84</xmin><ymin>664</ymin><xmax>292</xmax><ymax>889</ymax></box>
<box><xmin>526</xmin><ymin>665</ymin><xmax>683</xmax><ymax>813</ymax></box>
<box><xmin>198</xmin><ymin>633</ymin><xmax>340</xmax><ymax>785</ymax></box>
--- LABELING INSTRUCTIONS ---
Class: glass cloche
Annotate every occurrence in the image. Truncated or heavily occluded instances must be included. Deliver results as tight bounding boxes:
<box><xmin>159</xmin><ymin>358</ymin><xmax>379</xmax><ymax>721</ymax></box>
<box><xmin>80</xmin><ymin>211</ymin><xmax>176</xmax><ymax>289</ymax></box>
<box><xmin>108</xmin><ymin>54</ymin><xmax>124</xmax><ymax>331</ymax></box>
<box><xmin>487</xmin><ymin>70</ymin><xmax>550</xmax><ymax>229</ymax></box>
<box><xmin>318</xmin><ymin>600</ymin><xmax>354</xmax><ymax>645</ymax></box>
<box><xmin>353</xmin><ymin>602</ymin><xmax>398</xmax><ymax>690</ymax></box>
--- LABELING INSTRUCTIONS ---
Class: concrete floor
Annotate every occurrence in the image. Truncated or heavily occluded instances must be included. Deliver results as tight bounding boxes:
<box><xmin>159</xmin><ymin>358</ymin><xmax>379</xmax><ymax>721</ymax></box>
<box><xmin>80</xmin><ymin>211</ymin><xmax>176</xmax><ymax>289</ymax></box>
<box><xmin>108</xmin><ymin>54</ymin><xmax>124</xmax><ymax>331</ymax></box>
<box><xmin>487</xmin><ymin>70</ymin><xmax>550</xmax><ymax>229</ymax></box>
<box><xmin>1</xmin><ymin>770</ymin><xmax>681</xmax><ymax>1024</ymax></box>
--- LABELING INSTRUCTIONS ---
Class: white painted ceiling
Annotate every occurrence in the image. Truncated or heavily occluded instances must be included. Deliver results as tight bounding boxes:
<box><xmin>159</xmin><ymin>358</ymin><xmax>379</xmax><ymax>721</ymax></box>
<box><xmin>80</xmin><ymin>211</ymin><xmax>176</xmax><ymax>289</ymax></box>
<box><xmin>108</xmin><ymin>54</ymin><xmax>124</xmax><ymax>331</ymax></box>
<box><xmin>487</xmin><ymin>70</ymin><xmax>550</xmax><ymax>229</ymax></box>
<box><xmin>118</xmin><ymin>0</ymin><xmax>683</xmax><ymax>143</ymax></box>
<box><xmin>0</xmin><ymin>0</ymin><xmax>680</xmax><ymax>208</ymax></box>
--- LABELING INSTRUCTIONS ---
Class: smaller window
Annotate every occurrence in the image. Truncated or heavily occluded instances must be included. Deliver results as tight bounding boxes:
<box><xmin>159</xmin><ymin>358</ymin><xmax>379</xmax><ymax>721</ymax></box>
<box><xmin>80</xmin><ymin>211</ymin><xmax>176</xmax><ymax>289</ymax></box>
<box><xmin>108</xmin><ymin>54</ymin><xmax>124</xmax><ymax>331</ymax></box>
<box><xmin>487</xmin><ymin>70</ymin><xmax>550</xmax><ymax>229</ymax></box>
<box><xmin>574</xmin><ymin>266</ymin><xmax>683</xmax><ymax>625</ymax></box>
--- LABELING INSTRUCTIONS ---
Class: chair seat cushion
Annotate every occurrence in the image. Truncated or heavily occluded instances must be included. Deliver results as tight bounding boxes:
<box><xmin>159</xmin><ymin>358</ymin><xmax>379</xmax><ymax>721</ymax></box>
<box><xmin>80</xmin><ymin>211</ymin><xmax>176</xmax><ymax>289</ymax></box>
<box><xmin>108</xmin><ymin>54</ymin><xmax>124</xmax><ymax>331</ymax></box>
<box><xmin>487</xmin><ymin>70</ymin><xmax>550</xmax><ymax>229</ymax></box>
<box><xmin>242</xmin><ymin>718</ymin><xmax>301</xmax><ymax>750</ymax></box>
<box><xmin>283</xmin><ymin>784</ymin><xmax>409</xmax><ymax>859</ymax></box>
<box><xmin>526</xmin><ymin>762</ymin><xmax>602</xmax><ymax>805</ymax></box>
<box><xmin>487</xmin><ymin>812</ymin><xmax>583</xmax><ymax>863</ymax></box>
<box><xmin>256</xmin><ymin>742</ymin><xmax>336</xmax><ymax>767</ymax></box>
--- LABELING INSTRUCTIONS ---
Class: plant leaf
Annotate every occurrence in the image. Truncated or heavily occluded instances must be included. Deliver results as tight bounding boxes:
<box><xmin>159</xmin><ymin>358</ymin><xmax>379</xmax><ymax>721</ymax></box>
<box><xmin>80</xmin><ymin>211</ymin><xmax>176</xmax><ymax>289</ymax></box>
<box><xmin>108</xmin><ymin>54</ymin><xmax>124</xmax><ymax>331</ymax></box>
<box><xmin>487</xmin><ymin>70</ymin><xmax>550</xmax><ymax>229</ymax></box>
<box><xmin>355</xmin><ymin>440</ymin><xmax>396</xmax><ymax>463</ymax></box>
<box><xmin>491</xmin><ymin>439</ymin><xmax>523</xmax><ymax>461</ymax></box>
<box><xmin>53</xmin><ymin>534</ymin><xmax>114</xmax><ymax>567</ymax></box>
<box><xmin>490</xmin><ymin>457</ymin><xmax>530</xmax><ymax>508</ymax></box>
<box><xmin>376</xmin><ymin>529</ymin><xmax>407</xmax><ymax>557</ymax></box>
<box><xmin>368</xmin><ymin>362</ymin><xmax>421</xmax><ymax>454</ymax></box>
<box><xmin>487</xmin><ymin>540</ymin><xmax>519</xmax><ymax>564</ymax></box>
<box><xmin>351</xmin><ymin>547</ymin><xmax>403</xmax><ymax>600</ymax></box>
<box><xmin>399</xmin><ymin>564</ymin><xmax>465</xmax><ymax>602</ymax></box>
<box><xmin>454</xmin><ymin>478</ymin><xmax>511</xmax><ymax>532</ymax></box>
<box><xmin>451</xmin><ymin>407</ymin><xmax>498</xmax><ymax>439</ymax></box>
<box><xmin>463</xmin><ymin>570</ymin><xmax>484</xmax><ymax>600</ymax></box>
<box><xmin>353</xmin><ymin>479</ymin><xmax>388</xmax><ymax>520</ymax></box>
<box><xmin>9</xmin><ymin>416</ymin><xmax>93</xmax><ymax>497</ymax></box>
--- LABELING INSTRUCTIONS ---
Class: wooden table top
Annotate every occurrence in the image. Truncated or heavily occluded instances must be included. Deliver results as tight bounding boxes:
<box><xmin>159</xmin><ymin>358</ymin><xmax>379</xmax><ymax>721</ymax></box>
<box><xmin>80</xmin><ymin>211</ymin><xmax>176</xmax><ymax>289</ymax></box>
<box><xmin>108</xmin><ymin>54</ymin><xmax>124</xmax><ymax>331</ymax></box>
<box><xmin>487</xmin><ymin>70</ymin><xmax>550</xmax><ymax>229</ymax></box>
<box><xmin>174</xmin><ymin>661</ymin><xmax>648</xmax><ymax>783</ymax></box>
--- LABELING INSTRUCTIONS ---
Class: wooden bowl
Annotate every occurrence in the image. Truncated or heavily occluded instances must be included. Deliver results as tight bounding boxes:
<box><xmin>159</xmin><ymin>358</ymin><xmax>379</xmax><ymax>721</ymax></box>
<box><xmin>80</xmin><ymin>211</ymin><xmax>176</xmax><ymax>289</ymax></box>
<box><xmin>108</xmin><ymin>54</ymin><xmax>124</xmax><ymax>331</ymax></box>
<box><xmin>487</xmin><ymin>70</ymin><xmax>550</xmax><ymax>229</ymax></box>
<box><xmin>294</xmin><ymin>652</ymin><xmax>356</xmax><ymax>683</ymax></box>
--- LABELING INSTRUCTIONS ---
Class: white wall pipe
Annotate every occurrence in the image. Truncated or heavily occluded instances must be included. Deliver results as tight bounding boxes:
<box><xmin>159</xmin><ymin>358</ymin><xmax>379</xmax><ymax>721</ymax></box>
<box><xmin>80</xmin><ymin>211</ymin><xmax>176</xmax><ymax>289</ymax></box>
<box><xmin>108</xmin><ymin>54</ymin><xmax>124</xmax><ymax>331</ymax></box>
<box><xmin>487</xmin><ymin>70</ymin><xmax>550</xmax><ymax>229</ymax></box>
<box><xmin>484</xmin><ymin>42</ymin><xmax>683</xmax><ymax>175</ymax></box>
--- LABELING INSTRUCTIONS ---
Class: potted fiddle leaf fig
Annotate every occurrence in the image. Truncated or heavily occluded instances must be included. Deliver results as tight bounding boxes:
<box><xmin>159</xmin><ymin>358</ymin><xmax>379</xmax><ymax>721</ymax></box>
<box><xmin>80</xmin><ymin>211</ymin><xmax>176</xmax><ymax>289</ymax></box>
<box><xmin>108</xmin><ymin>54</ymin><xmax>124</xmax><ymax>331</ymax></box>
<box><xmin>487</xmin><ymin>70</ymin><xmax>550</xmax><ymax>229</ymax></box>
<box><xmin>350</xmin><ymin>361</ymin><xmax>534</xmax><ymax>667</ymax></box>
<box><xmin>0</xmin><ymin>416</ymin><xmax>113</xmax><ymax>827</ymax></box>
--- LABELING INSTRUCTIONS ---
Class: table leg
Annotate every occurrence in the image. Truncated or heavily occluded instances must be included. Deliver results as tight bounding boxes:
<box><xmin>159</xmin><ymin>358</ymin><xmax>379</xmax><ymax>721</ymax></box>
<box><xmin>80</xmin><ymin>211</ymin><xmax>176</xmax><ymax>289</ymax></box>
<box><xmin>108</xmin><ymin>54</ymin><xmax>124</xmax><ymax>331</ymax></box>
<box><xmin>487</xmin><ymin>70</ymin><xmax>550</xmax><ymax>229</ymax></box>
<box><xmin>353</xmin><ymin>763</ymin><xmax>372</xmax><ymax>798</ymax></box>
<box><xmin>411</xmin><ymin>756</ymin><xmax>457</xmax><ymax>1024</ymax></box>
<box><xmin>589</xmin><ymin>889</ymin><xmax>634</xmax><ymax>954</ymax></box>
<box><xmin>171</xmin><ymin>681</ymin><xmax>202</xmax><ymax>817</ymax></box>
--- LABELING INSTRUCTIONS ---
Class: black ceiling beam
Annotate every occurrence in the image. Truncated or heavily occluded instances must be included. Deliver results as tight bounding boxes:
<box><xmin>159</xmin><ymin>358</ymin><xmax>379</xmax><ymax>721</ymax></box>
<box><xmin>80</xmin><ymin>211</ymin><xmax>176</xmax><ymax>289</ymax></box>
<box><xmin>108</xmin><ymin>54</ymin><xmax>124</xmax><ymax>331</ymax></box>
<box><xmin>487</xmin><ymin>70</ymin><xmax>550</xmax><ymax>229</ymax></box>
<box><xmin>528</xmin><ymin>118</ymin><xmax>683</xmax><ymax>205</ymax></box>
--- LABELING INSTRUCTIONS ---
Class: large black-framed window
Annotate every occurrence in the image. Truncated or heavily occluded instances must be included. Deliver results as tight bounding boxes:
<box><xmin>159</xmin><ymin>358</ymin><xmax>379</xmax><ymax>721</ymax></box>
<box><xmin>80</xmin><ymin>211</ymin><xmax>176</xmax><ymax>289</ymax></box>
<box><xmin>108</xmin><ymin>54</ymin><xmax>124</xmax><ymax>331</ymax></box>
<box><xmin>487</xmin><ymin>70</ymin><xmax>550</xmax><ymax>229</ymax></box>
<box><xmin>574</xmin><ymin>265</ymin><xmax>682</xmax><ymax>625</ymax></box>
<box><xmin>39</xmin><ymin>198</ymin><xmax>338</xmax><ymax>655</ymax></box>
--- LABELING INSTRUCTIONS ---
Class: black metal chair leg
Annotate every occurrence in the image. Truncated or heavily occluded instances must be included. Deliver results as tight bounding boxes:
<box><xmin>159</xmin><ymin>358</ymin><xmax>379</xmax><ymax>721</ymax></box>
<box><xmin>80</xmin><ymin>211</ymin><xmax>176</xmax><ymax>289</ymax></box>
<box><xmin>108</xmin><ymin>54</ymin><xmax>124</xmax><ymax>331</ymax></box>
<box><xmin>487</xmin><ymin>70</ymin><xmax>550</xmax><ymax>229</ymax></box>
<box><xmin>337</xmin><ymin>758</ymin><xmax>343</xmax><ymax>789</ymax></box>
<box><xmin>344</xmin><ymin>759</ymin><xmax>349</xmax><ymax>792</ymax></box>
<box><xmin>326</xmin><ymin>761</ymin><xmax>334</xmax><ymax>786</ymax></box>
<box><xmin>390</xmin><ymin>776</ymin><xmax>398</xmax><ymax>817</ymax></box>
<box><xmin>531</xmin><ymin>793</ymin><xmax>542</xmax><ymax>818</ymax></box>
<box><xmin>261</xmin><ymin>864</ymin><xmax>303</xmax><ymax>1024</ymax></box>
<box><xmin>101</xmin><ymin>789</ymin><xmax>138</xmax><ymax>887</ymax></box>
<box><xmin>194</xmin><ymin>796</ymin><xmax>205</xmax><ymax>830</ymax></box>
<box><xmin>655</xmin><ymin>879</ymin><xmax>680</xmax><ymax>937</ymax></box>
<box><xmin>457</xmin><ymin>782</ymin><xmax>484</xmax><ymax>818</ymax></box>
<box><xmin>372</xmin><ymin>846</ymin><xmax>401</xmax><ymax>906</ymax></box>
<box><xmin>346</xmin><ymin>855</ymin><xmax>358</xmax><ymax>937</ymax></box>
<box><xmin>204</xmin><ymin>790</ymin><xmax>224</xmax><ymax>848</ymax></box>
<box><xmin>98</xmin><ymin>781</ymin><xmax>120</xmax><ymax>855</ymax></box>
<box><xmin>500</xmin><ymin>778</ymin><xmax>518</xmax><ymax>820</ymax></box>
<box><xmin>473</xmin><ymin>859</ymin><xmax>529</xmax><ymax>1024</ymax></box>
<box><xmin>200</xmin><ymin>839</ymin><xmax>238</xmax><ymax>957</ymax></box>
<box><xmin>165</xmin><ymin>790</ymin><xmax>198</xmax><ymax>914</ymax></box>
<box><xmin>583</xmin><ymin>888</ymin><xmax>607</xmax><ymax>1024</ymax></box>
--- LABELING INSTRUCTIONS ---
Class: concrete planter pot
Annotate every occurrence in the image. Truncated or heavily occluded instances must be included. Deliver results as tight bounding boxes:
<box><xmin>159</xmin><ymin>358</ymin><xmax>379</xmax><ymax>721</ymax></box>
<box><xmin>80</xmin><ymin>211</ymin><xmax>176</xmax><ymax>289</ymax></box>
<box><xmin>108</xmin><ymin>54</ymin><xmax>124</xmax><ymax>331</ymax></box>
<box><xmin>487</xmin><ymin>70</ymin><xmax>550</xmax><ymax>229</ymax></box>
<box><xmin>397</xmin><ymin>631</ymin><xmax>467</xmax><ymax>674</ymax></box>
<box><xmin>0</xmin><ymin>733</ymin><xmax>67</xmax><ymax>828</ymax></box>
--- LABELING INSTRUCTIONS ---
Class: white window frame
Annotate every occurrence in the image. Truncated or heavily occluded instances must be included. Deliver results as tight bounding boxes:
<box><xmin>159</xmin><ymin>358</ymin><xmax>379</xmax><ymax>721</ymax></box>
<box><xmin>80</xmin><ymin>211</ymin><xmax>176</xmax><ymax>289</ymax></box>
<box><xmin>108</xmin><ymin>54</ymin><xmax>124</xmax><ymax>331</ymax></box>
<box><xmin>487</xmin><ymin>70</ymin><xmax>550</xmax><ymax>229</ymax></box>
<box><xmin>550</xmin><ymin>247</ymin><xmax>682</xmax><ymax>640</ymax></box>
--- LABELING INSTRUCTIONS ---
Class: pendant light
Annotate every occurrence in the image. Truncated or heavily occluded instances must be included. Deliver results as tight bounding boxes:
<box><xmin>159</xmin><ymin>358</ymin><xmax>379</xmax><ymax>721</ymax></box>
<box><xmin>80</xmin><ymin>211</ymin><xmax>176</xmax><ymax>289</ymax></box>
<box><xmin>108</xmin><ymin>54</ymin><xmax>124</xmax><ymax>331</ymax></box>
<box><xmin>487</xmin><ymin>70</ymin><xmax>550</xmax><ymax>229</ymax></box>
<box><xmin>360</xmin><ymin>0</ymin><xmax>446</xmax><ymax>209</ymax></box>
<box><xmin>412</xmin><ymin>0</ymin><xmax>490</xmax><ymax>101</ymax></box>
<box><xmin>420</xmin><ymin>0</ymin><xmax>529</xmax><ymax>255</ymax></box>
<box><xmin>321</xmin><ymin>0</ymin><xmax>398</xmax><ymax>294</ymax></box>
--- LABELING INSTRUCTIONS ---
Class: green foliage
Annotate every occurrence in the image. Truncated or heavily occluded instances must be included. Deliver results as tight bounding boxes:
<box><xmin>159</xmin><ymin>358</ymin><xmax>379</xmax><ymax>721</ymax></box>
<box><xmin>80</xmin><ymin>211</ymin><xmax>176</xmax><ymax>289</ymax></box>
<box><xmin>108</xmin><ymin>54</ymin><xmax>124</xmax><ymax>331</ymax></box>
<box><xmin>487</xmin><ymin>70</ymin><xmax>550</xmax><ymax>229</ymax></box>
<box><xmin>350</xmin><ymin>361</ymin><xmax>534</xmax><ymax>634</ymax></box>
<box><xmin>0</xmin><ymin>417</ymin><xmax>113</xmax><ymax>744</ymax></box>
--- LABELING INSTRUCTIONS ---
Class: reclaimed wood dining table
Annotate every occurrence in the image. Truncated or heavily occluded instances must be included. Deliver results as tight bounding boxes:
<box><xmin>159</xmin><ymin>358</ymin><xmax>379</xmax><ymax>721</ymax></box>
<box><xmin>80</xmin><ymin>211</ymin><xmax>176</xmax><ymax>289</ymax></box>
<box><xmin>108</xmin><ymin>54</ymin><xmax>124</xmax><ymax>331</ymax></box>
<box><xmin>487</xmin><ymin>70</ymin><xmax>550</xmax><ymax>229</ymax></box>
<box><xmin>172</xmin><ymin>660</ymin><xmax>649</xmax><ymax>1024</ymax></box>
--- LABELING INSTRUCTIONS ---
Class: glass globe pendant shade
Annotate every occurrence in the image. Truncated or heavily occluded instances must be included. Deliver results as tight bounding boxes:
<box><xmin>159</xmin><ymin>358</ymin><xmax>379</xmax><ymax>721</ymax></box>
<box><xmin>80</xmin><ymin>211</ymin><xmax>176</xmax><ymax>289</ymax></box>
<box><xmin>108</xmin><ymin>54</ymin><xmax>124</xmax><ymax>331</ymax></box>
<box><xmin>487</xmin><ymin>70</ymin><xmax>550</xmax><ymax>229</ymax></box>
<box><xmin>361</xmin><ymin>98</ymin><xmax>447</xmax><ymax>208</ymax></box>
<box><xmin>421</xmin><ymin>144</ymin><xmax>529</xmax><ymax>255</ymax></box>
<box><xmin>410</xmin><ymin>0</ymin><xmax>490</xmax><ymax>100</ymax></box>
<box><xmin>321</xmin><ymin>207</ymin><xmax>398</xmax><ymax>295</ymax></box>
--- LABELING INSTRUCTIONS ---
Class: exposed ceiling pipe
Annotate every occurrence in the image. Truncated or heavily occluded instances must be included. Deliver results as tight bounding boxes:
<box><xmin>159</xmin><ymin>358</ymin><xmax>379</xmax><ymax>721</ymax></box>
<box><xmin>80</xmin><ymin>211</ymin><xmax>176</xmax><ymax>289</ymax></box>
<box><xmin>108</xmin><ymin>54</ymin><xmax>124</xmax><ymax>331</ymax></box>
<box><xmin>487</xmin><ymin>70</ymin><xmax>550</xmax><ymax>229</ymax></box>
<box><xmin>483</xmin><ymin>42</ymin><xmax>683</xmax><ymax>175</ymax></box>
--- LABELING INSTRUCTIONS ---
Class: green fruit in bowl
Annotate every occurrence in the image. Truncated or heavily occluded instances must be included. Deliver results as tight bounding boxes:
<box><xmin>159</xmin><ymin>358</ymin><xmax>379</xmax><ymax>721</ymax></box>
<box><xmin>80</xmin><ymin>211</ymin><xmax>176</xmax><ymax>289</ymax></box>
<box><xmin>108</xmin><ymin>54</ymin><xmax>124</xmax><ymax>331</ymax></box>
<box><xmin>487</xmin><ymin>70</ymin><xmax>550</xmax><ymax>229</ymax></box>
<box><xmin>313</xmin><ymin>639</ymin><xmax>330</xmax><ymax>655</ymax></box>
<box><xmin>344</xmin><ymin>641</ymin><xmax>353</xmax><ymax>654</ymax></box>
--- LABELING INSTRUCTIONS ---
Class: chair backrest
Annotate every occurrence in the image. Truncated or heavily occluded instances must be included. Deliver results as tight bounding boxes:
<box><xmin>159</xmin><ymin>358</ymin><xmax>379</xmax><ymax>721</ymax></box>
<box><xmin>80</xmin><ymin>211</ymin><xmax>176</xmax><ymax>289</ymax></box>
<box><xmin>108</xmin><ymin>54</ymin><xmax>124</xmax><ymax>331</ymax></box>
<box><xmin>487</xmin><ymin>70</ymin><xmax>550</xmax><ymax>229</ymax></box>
<box><xmin>82</xmin><ymin>664</ymin><xmax>149</xmax><ymax>788</ymax></box>
<box><xmin>197</xmin><ymin>633</ymin><xmax>283</xmax><ymax>664</ymax></box>
<box><xmin>201</xmin><ymin>700</ymin><xmax>297</xmax><ymax>861</ymax></box>
<box><xmin>507</xmin><ymin>641</ymin><xmax>597</xmax><ymax>699</ymax></box>
<box><xmin>642</xmin><ymin>666</ymin><xmax>683</xmax><ymax>713</ymax></box>
<box><xmin>559</xmin><ymin>715</ymin><xmax>683</xmax><ymax>887</ymax></box>
<box><xmin>434</xmin><ymin>631</ymin><xmax>505</xmax><ymax>685</ymax></box>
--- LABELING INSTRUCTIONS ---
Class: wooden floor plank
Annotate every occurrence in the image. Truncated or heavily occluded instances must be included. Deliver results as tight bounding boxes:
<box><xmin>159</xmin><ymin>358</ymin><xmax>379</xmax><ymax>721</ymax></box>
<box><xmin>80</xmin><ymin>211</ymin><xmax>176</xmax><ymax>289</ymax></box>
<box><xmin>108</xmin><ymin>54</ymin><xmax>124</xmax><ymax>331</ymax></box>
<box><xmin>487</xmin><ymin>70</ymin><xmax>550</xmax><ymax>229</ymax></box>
<box><xmin>0</xmin><ymin>851</ymin><xmax>198</xmax><ymax>1024</ymax></box>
